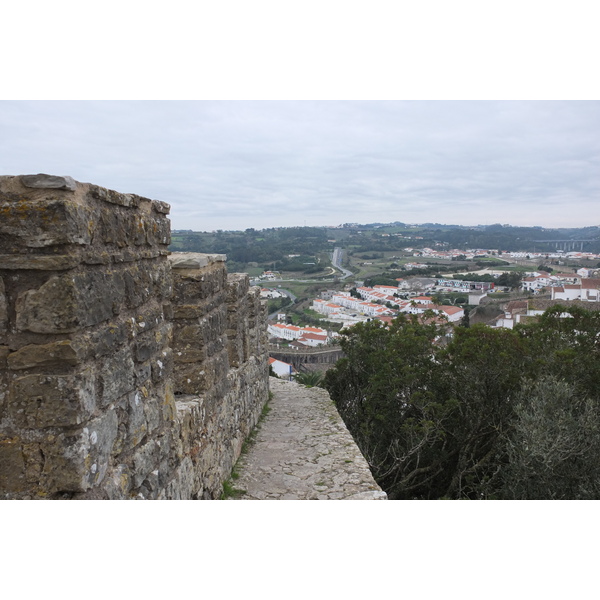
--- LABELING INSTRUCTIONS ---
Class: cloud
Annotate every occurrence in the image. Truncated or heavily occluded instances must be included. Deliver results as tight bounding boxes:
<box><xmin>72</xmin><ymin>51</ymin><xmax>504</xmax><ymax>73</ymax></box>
<box><xmin>1</xmin><ymin>100</ymin><xmax>599</xmax><ymax>230</ymax></box>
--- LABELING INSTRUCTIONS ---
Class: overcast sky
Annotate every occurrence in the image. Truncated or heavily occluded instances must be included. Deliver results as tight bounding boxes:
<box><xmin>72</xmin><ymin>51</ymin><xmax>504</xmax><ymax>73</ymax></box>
<box><xmin>1</xmin><ymin>100</ymin><xmax>598</xmax><ymax>231</ymax></box>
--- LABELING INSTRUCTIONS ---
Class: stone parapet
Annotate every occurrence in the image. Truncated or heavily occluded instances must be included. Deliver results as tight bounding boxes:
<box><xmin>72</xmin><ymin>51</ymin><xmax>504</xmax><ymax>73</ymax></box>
<box><xmin>168</xmin><ymin>254</ymin><xmax>268</xmax><ymax>498</ymax></box>
<box><xmin>0</xmin><ymin>176</ymin><xmax>268</xmax><ymax>499</ymax></box>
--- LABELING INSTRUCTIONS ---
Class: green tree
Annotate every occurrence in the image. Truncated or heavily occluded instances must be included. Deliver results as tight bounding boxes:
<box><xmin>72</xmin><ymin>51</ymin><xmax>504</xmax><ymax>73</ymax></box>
<box><xmin>325</xmin><ymin>315</ymin><xmax>455</xmax><ymax>499</ymax></box>
<box><xmin>500</xmin><ymin>377</ymin><xmax>600</xmax><ymax>499</ymax></box>
<box><xmin>325</xmin><ymin>304</ymin><xmax>600</xmax><ymax>500</ymax></box>
<box><xmin>435</xmin><ymin>325</ymin><xmax>528</xmax><ymax>498</ymax></box>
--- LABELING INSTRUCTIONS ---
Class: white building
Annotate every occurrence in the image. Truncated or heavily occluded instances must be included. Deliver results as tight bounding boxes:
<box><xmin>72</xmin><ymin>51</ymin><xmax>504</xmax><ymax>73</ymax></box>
<box><xmin>551</xmin><ymin>278</ymin><xmax>600</xmax><ymax>302</ymax></box>
<box><xmin>269</xmin><ymin>357</ymin><xmax>295</xmax><ymax>380</ymax></box>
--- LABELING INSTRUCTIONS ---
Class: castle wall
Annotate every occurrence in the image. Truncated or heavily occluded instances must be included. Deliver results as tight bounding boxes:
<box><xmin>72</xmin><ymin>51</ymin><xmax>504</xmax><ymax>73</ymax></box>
<box><xmin>168</xmin><ymin>254</ymin><xmax>268</xmax><ymax>499</ymax></box>
<box><xmin>0</xmin><ymin>175</ymin><xmax>268</xmax><ymax>499</ymax></box>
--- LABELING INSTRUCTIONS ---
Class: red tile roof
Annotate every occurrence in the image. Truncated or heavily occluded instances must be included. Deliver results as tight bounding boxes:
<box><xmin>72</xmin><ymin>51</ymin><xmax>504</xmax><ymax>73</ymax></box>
<box><xmin>582</xmin><ymin>278</ymin><xmax>600</xmax><ymax>289</ymax></box>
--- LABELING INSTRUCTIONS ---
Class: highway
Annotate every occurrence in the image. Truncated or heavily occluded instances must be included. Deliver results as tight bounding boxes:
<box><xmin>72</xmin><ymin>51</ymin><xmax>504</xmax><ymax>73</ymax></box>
<box><xmin>250</xmin><ymin>247</ymin><xmax>353</xmax><ymax>288</ymax></box>
<box><xmin>331</xmin><ymin>247</ymin><xmax>354</xmax><ymax>279</ymax></box>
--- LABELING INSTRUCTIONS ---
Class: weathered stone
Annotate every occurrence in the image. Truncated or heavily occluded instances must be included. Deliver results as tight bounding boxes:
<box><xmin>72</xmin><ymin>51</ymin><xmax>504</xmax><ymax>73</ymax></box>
<box><xmin>88</xmin><ymin>185</ymin><xmax>141</xmax><ymax>208</ymax></box>
<box><xmin>16</xmin><ymin>270</ymin><xmax>125</xmax><ymax>334</ymax></box>
<box><xmin>0</xmin><ymin>276</ymin><xmax>6</xmax><ymax>335</ymax></box>
<box><xmin>0</xmin><ymin>437</ymin><xmax>26</xmax><ymax>493</ymax></box>
<box><xmin>98</xmin><ymin>347</ymin><xmax>135</xmax><ymax>406</ymax></box>
<box><xmin>144</xmin><ymin>396</ymin><xmax>161</xmax><ymax>435</ymax></box>
<box><xmin>136</xmin><ymin>363</ymin><xmax>151</xmax><ymax>384</ymax></box>
<box><xmin>133</xmin><ymin>324</ymin><xmax>170</xmax><ymax>363</ymax></box>
<box><xmin>16</xmin><ymin>274</ymin><xmax>78</xmax><ymax>333</ymax></box>
<box><xmin>21</xmin><ymin>174</ymin><xmax>77</xmax><ymax>191</ymax></box>
<box><xmin>7</xmin><ymin>340</ymin><xmax>81</xmax><ymax>370</ymax></box>
<box><xmin>226</xmin><ymin>273</ymin><xmax>250</xmax><ymax>301</ymax></box>
<box><xmin>0</xmin><ymin>345</ymin><xmax>8</xmax><ymax>368</ymax></box>
<box><xmin>103</xmin><ymin>464</ymin><xmax>132</xmax><ymax>499</ymax></box>
<box><xmin>8</xmin><ymin>369</ymin><xmax>96</xmax><ymax>428</ymax></box>
<box><xmin>169</xmin><ymin>253</ymin><xmax>226</xmax><ymax>270</ymax></box>
<box><xmin>173</xmin><ymin>350</ymin><xmax>229</xmax><ymax>395</ymax></box>
<box><xmin>170</xmin><ymin>253</ymin><xmax>210</xmax><ymax>269</ymax></box>
<box><xmin>0</xmin><ymin>198</ymin><xmax>92</xmax><ymax>248</ymax></box>
<box><xmin>126</xmin><ymin>390</ymin><xmax>148</xmax><ymax>450</ymax></box>
<box><xmin>39</xmin><ymin>410</ymin><xmax>118</xmax><ymax>493</ymax></box>
<box><xmin>151</xmin><ymin>347</ymin><xmax>172</xmax><ymax>384</ymax></box>
<box><xmin>0</xmin><ymin>346</ymin><xmax>8</xmax><ymax>414</ymax></box>
<box><xmin>85</xmin><ymin>320</ymin><xmax>130</xmax><ymax>359</ymax></box>
<box><xmin>0</xmin><ymin>254</ymin><xmax>80</xmax><ymax>271</ymax></box>
<box><xmin>152</xmin><ymin>199</ymin><xmax>171</xmax><ymax>215</ymax></box>
<box><xmin>132</xmin><ymin>440</ymin><xmax>159</xmax><ymax>488</ymax></box>
<box><xmin>22</xmin><ymin>442</ymin><xmax>44</xmax><ymax>485</ymax></box>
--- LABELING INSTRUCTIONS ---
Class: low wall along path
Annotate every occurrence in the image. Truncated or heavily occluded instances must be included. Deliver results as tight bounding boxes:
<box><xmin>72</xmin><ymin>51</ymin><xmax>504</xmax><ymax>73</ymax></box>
<box><xmin>230</xmin><ymin>378</ymin><xmax>386</xmax><ymax>500</ymax></box>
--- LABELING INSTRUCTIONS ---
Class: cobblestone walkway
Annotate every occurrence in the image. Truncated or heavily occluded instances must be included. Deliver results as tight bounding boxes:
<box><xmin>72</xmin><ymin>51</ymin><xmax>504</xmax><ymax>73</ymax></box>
<box><xmin>230</xmin><ymin>378</ymin><xmax>387</xmax><ymax>500</ymax></box>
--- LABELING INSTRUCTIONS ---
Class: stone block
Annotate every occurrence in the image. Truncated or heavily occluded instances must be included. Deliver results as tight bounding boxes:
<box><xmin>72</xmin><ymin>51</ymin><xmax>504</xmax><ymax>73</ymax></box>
<box><xmin>152</xmin><ymin>199</ymin><xmax>171</xmax><ymax>215</ymax></box>
<box><xmin>39</xmin><ymin>410</ymin><xmax>118</xmax><ymax>493</ymax></box>
<box><xmin>0</xmin><ymin>437</ymin><xmax>26</xmax><ymax>493</ymax></box>
<box><xmin>7</xmin><ymin>340</ymin><xmax>81</xmax><ymax>370</ymax></box>
<box><xmin>0</xmin><ymin>196</ymin><xmax>92</xmax><ymax>249</ymax></box>
<box><xmin>0</xmin><ymin>276</ymin><xmax>6</xmax><ymax>335</ymax></box>
<box><xmin>151</xmin><ymin>347</ymin><xmax>172</xmax><ymax>384</ymax></box>
<box><xmin>173</xmin><ymin>350</ymin><xmax>229</xmax><ymax>395</ymax></box>
<box><xmin>126</xmin><ymin>390</ymin><xmax>148</xmax><ymax>450</ymax></box>
<box><xmin>136</xmin><ymin>363</ymin><xmax>151</xmax><ymax>384</ymax></box>
<box><xmin>96</xmin><ymin>209</ymin><xmax>131</xmax><ymax>248</ymax></box>
<box><xmin>0</xmin><ymin>346</ymin><xmax>9</xmax><ymax>412</ymax></box>
<box><xmin>15</xmin><ymin>269</ymin><xmax>129</xmax><ymax>334</ymax></box>
<box><xmin>132</xmin><ymin>440</ymin><xmax>159</xmax><ymax>488</ymax></box>
<box><xmin>75</xmin><ymin>269</ymin><xmax>125</xmax><ymax>325</ymax></box>
<box><xmin>144</xmin><ymin>396</ymin><xmax>161</xmax><ymax>435</ymax></box>
<box><xmin>16</xmin><ymin>274</ymin><xmax>78</xmax><ymax>333</ymax></box>
<box><xmin>103</xmin><ymin>464</ymin><xmax>132</xmax><ymax>499</ymax></box>
<box><xmin>133</xmin><ymin>323</ymin><xmax>171</xmax><ymax>363</ymax></box>
<box><xmin>226</xmin><ymin>273</ymin><xmax>250</xmax><ymax>302</ymax></box>
<box><xmin>20</xmin><ymin>174</ymin><xmax>77</xmax><ymax>191</ymax></box>
<box><xmin>130</xmin><ymin>304</ymin><xmax>166</xmax><ymax>335</ymax></box>
<box><xmin>173</xmin><ymin>347</ymin><xmax>205</xmax><ymax>364</ymax></box>
<box><xmin>8</xmin><ymin>368</ymin><xmax>96</xmax><ymax>428</ymax></box>
<box><xmin>0</xmin><ymin>254</ymin><xmax>80</xmax><ymax>270</ymax></box>
<box><xmin>86</xmin><ymin>320</ymin><xmax>131</xmax><ymax>359</ymax></box>
<box><xmin>169</xmin><ymin>253</ymin><xmax>226</xmax><ymax>270</ymax></box>
<box><xmin>171</xmin><ymin>262</ymin><xmax>227</xmax><ymax>303</ymax></box>
<box><xmin>88</xmin><ymin>185</ymin><xmax>141</xmax><ymax>208</ymax></box>
<box><xmin>98</xmin><ymin>347</ymin><xmax>135</xmax><ymax>407</ymax></box>
<box><xmin>123</xmin><ymin>262</ymin><xmax>161</xmax><ymax>308</ymax></box>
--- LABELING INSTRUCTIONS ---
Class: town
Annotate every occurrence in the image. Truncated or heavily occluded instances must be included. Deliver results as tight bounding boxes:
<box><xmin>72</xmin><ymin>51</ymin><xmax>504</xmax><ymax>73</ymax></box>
<box><xmin>262</xmin><ymin>244</ymin><xmax>600</xmax><ymax>379</ymax></box>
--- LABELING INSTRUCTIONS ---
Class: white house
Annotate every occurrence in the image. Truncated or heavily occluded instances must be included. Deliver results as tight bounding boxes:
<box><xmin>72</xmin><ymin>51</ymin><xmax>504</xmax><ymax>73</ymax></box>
<box><xmin>297</xmin><ymin>333</ymin><xmax>328</xmax><ymax>347</ymax></box>
<box><xmin>436</xmin><ymin>305</ymin><xmax>464</xmax><ymax>323</ymax></box>
<box><xmin>551</xmin><ymin>279</ymin><xmax>600</xmax><ymax>302</ymax></box>
<box><xmin>269</xmin><ymin>357</ymin><xmax>295</xmax><ymax>380</ymax></box>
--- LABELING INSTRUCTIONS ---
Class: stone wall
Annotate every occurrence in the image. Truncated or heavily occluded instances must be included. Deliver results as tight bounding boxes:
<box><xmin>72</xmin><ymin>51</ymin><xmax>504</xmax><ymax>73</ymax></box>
<box><xmin>0</xmin><ymin>175</ymin><xmax>268</xmax><ymax>499</ymax></box>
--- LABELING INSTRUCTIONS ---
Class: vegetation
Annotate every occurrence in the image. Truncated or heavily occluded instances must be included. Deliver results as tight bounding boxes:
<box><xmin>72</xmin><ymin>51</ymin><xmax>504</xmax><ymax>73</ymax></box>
<box><xmin>324</xmin><ymin>305</ymin><xmax>600</xmax><ymax>499</ymax></box>
<box><xmin>170</xmin><ymin>227</ymin><xmax>333</xmax><ymax>274</ymax></box>
<box><xmin>294</xmin><ymin>371</ymin><xmax>325</xmax><ymax>388</ymax></box>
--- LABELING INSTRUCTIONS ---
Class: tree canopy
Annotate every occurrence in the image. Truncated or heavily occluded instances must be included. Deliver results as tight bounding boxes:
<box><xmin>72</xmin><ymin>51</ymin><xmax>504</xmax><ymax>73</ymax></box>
<box><xmin>324</xmin><ymin>306</ymin><xmax>600</xmax><ymax>499</ymax></box>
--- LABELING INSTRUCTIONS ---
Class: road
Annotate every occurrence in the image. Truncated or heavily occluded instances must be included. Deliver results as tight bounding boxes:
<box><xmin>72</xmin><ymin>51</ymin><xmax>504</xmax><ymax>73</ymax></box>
<box><xmin>331</xmin><ymin>247</ymin><xmax>354</xmax><ymax>280</ymax></box>
<box><xmin>267</xmin><ymin>288</ymin><xmax>297</xmax><ymax>320</ymax></box>
<box><xmin>250</xmin><ymin>247</ymin><xmax>353</xmax><ymax>288</ymax></box>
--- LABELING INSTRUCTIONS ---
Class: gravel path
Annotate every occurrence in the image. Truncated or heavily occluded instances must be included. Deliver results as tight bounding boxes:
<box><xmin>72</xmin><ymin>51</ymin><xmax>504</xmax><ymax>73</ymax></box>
<box><xmin>230</xmin><ymin>378</ymin><xmax>387</xmax><ymax>500</ymax></box>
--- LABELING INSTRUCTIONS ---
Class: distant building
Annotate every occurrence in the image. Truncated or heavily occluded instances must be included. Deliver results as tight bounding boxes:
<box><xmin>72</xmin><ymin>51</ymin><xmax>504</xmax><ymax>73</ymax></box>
<box><xmin>551</xmin><ymin>278</ymin><xmax>600</xmax><ymax>302</ymax></box>
<box><xmin>269</xmin><ymin>357</ymin><xmax>295</xmax><ymax>380</ymax></box>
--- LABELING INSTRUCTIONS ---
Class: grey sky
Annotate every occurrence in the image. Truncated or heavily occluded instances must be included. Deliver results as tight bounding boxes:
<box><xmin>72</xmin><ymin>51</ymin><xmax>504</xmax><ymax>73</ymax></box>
<box><xmin>1</xmin><ymin>100</ymin><xmax>599</xmax><ymax>231</ymax></box>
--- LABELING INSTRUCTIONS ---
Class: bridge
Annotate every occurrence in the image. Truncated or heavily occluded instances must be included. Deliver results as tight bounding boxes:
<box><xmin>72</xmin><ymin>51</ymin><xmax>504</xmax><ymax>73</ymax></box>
<box><xmin>269</xmin><ymin>344</ymin><xmax>344</xmax><ymax>372</ymax></box>
<box><xmin>535</xmin><ymin>239</ymin><xmax>596</xmax><ymax>252</ymax></box>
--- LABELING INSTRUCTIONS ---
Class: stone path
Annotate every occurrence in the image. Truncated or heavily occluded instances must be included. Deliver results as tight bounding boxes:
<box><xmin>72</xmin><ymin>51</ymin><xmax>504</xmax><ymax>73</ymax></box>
<box><xmin>230</xmin><ymin>377</ymin><xmax>387</xmax><ymax>500</ymax></box>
